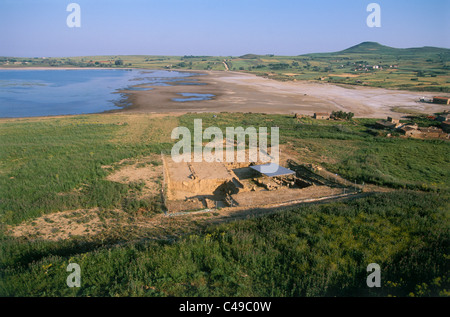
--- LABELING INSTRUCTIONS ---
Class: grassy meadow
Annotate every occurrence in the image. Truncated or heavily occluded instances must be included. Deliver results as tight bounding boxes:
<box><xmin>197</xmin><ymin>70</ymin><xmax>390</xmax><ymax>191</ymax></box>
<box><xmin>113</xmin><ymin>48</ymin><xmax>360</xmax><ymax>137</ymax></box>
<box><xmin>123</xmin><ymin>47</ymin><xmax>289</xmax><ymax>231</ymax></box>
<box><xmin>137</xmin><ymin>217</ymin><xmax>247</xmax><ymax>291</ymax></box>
<box><xmin>0</xmin><ymin>115</ymin><xmax>175</xmax><ymax>226</ymax></box>
<box><xmin>0</xmin><ymin>112</ymin><xmax>449</xmax><ymax>296</ymax></box>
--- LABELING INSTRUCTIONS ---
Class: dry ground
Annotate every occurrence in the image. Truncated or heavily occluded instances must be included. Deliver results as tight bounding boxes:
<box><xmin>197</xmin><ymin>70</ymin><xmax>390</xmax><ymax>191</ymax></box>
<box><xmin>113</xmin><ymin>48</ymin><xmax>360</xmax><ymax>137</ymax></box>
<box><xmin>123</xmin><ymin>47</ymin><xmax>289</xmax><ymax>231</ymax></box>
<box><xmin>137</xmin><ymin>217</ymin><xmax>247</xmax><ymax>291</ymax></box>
<box><xmin>119</xmin><ymin>70</ymin><xmax>449</xmax><ymax>118</ymax></box>
<box><xmin>7</xmin><ymin>208</ymin><xmax>127</xmax><ymax>241</ymax></box>
<box><xmin>104</xmin><ymin>155</ymin><xmax>163</xmax><ymax>199</ymax></box>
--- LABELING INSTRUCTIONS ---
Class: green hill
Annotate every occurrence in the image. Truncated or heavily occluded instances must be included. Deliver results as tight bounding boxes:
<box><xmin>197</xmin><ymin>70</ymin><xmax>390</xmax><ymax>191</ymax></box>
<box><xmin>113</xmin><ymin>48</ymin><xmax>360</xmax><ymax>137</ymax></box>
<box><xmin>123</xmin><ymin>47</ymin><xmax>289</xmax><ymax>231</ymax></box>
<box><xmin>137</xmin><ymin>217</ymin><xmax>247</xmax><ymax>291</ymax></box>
<box><xmin>306</xmin><ymin>41</ymin><xmax>450</xmax><ymax>57</ymax></box>
<box><xmin>339</xmin><ymin>41</ymin><xmax>400</xmax><ymax>54</ymax></box>
<box><xmin>285</xmin><ymin>42</ymin><xmax>449</xmax><ymax>92</ymax></box>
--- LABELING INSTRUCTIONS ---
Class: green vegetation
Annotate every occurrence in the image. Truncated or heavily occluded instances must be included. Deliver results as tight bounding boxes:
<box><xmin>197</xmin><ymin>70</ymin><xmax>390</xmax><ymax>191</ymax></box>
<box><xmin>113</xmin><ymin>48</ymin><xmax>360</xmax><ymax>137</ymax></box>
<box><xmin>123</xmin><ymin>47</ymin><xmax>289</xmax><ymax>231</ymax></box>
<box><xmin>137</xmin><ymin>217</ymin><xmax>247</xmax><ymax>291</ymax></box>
<box><xmin>2</xmin><ymin>42</ymin><xmax>449</xmax><ymax>92</ymax></box>
<box><xmin>1</xmin><ymin>190</ymin><xmax>448</xmax><ymax>296</ymax></box>
<box><xmin>0</xmin><ymin>116</ymin><xmax>173</xmax><ymax>225</ymax></box>
<box><xmin>331</xmin><ymin>111</ymin><xmax>354</xmax><ymax>121</ymax></box>
<box><xmin>329</xmin><ymin>139</ymin><xmax>450</xmax><ymax>190</ymax></box>
<box><xmin>179</xmin><ymin>112</ymin><xmax>450</xmax><ymax>191</ymax></box>
<box><xmin>0</xmin><ymin>112</ymin><xmax>449</xmax><ymax>296</ymax></box>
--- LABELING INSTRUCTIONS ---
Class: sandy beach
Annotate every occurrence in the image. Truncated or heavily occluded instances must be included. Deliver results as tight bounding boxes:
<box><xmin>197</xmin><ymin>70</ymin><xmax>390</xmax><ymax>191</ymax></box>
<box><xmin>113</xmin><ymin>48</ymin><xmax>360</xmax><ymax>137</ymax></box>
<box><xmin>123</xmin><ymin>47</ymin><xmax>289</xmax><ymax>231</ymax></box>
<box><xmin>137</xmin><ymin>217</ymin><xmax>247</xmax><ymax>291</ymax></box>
<box><xmin>118</xmin><ymin>70</ymin><xmax>447</xmax><ymax>118</ymax></box>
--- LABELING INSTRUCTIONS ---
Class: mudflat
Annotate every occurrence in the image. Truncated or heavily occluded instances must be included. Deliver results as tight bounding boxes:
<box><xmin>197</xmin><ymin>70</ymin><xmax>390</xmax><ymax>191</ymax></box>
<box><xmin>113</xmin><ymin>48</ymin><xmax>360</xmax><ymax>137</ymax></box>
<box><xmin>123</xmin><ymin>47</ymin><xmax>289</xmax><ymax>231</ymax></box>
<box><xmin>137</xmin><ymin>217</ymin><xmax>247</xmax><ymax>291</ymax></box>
<box><xmin>118</xmin><ymin>70</ymin><xmax>447</xmax><ymax>118</ymax></box>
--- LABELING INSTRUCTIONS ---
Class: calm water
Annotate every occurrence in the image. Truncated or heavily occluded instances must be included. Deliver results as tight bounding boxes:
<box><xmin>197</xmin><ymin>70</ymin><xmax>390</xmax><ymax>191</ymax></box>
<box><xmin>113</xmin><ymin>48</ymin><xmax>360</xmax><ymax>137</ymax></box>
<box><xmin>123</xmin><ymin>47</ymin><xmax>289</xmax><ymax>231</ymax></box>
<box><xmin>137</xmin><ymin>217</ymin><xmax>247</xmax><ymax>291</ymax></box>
<box><xmin>172</xmin><ymin>93</ymin><xmax>215</xmax><ymax>102</ymax></box>
<box><xmin>0</xmin><ymin>69</ymin><xmax>199</xmax><ymax>117</ymax></box>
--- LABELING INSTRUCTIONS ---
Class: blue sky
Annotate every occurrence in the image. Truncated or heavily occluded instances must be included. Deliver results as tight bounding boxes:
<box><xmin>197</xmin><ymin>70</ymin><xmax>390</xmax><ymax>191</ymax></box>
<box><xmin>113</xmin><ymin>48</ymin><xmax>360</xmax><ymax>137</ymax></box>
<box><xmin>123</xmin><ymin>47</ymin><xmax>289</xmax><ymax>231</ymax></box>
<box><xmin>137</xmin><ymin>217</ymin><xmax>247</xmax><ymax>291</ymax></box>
<box><xmin>0</xmin><ymin>0</ymin><xmax>449</xmax><ymax>57</ymax></box>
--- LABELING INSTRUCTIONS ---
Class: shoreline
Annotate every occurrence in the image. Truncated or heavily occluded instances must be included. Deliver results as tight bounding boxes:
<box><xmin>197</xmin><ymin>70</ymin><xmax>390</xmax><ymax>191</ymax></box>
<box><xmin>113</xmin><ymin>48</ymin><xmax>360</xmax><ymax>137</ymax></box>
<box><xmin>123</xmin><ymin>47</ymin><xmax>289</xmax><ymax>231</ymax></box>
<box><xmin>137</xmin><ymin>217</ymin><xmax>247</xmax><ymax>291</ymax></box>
<box><xmin>1</xmin><ymin>68</ymin><xmax>448</xmax><ymax>120</ymax></box>
<box><xmin>0</xmin><ymin>66</ymin><xmax>135</xmax><ymax>71</ymax></box>
<box><xmin>113</xmin><ymin>70</ymin><xmax>446</xmax><ymax>119</ymax></box>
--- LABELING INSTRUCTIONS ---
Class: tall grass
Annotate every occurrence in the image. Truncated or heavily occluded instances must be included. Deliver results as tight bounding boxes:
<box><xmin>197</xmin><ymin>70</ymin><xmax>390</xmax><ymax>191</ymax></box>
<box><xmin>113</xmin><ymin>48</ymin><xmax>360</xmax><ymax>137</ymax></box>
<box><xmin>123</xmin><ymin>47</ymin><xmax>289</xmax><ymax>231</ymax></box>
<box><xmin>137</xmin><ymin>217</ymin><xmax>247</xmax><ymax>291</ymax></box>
<box><xmin>0</xmin><ymin>191</ymin><xmax>448</xmax><ymax>296</ymax></box>
<box><xmin>0</xmin><ymin>117</ymin><xmax>170</xmax><ymax>225</ymax></box>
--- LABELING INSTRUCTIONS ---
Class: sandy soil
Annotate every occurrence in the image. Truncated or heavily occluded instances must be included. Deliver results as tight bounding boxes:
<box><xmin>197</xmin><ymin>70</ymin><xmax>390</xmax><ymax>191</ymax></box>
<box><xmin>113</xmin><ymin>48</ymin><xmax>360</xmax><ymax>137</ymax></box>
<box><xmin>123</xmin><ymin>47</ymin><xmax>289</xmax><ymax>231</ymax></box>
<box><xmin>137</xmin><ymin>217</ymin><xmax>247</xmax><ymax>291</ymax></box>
<box><xmin>118</xmin><ymin>70</ymin><xmax>448</xmax><ymax>118</ymax></box>
<box><xmin>105</xmin><ymin>158</ymin><xmax>163</xmax><ymax>199</ymax></box>
<box><xmin>6</xmin><ymin>208</ymin><xmax>126</xmax><ymax>241</ymax></box>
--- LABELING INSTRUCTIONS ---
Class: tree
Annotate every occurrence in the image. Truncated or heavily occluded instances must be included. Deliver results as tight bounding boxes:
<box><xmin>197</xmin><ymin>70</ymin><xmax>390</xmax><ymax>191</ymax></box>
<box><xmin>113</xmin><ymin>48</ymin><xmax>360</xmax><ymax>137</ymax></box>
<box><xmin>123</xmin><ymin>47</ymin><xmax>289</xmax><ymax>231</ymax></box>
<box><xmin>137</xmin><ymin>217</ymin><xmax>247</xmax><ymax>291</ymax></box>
<box><xmin>115</xmin><ymin>59</ymin><xmax>124</xmax><ymax>66</ymax></box>
<box><xmin>331</xmin><ymin>111</ymin><xmax>354</xmax><ymax>121</ymax></box>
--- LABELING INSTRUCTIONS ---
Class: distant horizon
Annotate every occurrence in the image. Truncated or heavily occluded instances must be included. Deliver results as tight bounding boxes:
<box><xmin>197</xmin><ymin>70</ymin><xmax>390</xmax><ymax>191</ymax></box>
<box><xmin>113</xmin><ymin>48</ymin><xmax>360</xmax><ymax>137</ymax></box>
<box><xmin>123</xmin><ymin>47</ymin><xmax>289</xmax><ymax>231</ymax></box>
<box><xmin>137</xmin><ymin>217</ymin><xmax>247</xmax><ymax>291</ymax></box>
<box><xmin>1</xmin><ymin>0</ymin><xmax>449</xmax><ymax>57</ymax></box>
<box><xmin>2</xmin><ymin>41</ymin><xmax>450</xmax><ymax>59</ymax></box>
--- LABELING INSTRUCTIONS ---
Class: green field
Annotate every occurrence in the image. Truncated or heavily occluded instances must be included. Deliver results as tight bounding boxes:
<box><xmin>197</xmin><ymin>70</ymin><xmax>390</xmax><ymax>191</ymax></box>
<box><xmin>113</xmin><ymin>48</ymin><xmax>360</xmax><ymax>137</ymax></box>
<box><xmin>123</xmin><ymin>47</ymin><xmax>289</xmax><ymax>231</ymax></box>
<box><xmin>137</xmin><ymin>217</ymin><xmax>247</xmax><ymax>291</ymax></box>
<box><xmin>1</xmin><ymin>190</ymin><xmax>448</xmax><ymax>297</ymax></box>
<box><xmin>0</xmin><ymin>113</ymin><xmax>449</xmax><ymax>296</ymax></box>
<box><xmin>2</xmin><ymin>42</ymin><xmax>449</xmax><ymax>92</ymax></box>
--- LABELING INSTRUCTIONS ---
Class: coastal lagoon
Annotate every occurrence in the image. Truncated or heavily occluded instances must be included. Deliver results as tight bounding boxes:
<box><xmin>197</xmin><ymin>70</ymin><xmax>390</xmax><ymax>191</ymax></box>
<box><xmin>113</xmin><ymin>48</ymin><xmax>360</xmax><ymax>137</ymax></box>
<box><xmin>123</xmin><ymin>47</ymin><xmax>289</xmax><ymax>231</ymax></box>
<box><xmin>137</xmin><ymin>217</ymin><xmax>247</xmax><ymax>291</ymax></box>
<box><xmin>0</xmin><ymin>69</ymin><xmax>198</xmax><ymax>117</ymax></box>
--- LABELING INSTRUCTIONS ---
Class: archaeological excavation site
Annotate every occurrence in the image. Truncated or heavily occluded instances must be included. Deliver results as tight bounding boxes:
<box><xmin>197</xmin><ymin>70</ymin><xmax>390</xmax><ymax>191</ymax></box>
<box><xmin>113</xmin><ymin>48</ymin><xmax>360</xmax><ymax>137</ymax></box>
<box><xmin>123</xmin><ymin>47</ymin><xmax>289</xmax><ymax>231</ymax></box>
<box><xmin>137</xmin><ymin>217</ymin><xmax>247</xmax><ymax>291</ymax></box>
<box><xmin>162</xmin><ymin>151</ymin><xmax>357</xmax><ymax>214</ymax></box>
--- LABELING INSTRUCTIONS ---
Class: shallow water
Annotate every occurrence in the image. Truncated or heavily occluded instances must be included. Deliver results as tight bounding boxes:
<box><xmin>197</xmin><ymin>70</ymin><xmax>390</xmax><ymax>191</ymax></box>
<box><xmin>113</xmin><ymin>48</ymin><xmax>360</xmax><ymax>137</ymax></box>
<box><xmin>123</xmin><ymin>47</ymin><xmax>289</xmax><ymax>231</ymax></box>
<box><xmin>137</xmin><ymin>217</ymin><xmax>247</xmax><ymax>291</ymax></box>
<box><xmin>172</xmin><ymin>93</ymin><xmax>215</xmax><ymax>102</ymax></box>
<box><xmin>0</xmin><ymin>69</ymin><xmax>196</xmax><ymax>117</ymax></box>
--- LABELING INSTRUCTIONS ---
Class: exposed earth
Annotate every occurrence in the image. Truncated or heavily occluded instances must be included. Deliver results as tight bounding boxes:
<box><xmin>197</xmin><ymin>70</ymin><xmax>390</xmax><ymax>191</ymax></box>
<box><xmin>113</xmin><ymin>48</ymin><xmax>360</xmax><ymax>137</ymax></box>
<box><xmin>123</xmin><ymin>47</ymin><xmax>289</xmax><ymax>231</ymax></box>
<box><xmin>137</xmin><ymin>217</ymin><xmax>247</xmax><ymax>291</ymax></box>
<box><xmin>118</xmin><ymin>70</ymin><xmax>448</xmax><ymax>118</ymax></box>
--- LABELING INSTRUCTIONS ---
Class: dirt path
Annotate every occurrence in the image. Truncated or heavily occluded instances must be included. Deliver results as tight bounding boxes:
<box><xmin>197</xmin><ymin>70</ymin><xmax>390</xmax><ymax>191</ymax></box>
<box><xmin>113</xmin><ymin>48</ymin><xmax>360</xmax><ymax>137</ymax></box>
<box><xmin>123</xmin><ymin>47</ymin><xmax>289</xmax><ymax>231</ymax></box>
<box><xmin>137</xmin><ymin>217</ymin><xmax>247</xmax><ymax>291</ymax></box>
<box><xmin>223</xmin><ymin>60</ymin><xmax>229</xmax><ymax>71</ymax></box>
